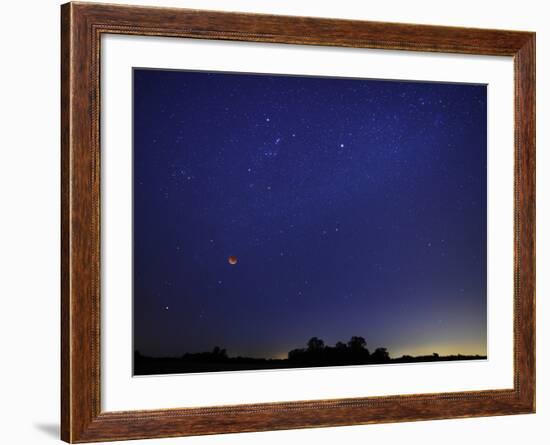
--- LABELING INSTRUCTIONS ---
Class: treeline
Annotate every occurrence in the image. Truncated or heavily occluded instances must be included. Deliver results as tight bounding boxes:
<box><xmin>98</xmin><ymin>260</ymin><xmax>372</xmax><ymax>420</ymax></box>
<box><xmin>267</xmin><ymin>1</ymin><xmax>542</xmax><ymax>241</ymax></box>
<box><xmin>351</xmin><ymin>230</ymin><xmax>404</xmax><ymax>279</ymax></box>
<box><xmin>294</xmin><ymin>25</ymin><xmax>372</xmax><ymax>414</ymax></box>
<box><xmin>134</xmin><ymin>336</ymin><xmax>391</xmax><ymax>372</ymax></box>
<box><xmin>287</xmin><ymin>336</ymin><xmax>390</xmax><ymax>365</ymax></box>
<box><xmin>134</xmin><ymin>336</ymin><xmax>486</xmax><ymax>375</ymax></box>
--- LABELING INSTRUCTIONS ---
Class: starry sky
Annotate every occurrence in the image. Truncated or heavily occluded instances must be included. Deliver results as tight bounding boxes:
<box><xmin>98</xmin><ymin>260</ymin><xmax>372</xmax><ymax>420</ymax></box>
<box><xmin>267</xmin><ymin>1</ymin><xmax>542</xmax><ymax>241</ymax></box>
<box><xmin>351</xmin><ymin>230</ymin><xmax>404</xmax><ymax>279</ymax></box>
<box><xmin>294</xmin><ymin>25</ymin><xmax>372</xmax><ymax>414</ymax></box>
<box><xmin>133</xmin><ymin>68</ymin><xmax>487</xmax><ymax>360</ymax></box>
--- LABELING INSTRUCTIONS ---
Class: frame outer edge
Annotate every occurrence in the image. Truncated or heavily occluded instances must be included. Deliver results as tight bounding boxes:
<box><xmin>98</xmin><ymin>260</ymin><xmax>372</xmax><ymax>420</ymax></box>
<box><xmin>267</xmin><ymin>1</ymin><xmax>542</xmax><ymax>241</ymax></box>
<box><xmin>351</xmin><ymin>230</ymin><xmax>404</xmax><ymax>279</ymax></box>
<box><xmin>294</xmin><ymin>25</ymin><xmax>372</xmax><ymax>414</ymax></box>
<box><xmin>515</xmin><ymin>33</ymin><xmax>536</xmax><ymax>413</ymax></box>
<box><xmin>62</xmin><ymin>2</ymin><xmax>100</xmax><ymax>442</ymax></box>
<box><xmin>60</xmin><ymin>2</ymin><xmax>536</xmax><ymax>442</ymax></box>
<box><xmin>60</xmin><ymin>2</ymin><xmax>72</xmax><ymax>442</ymax></box>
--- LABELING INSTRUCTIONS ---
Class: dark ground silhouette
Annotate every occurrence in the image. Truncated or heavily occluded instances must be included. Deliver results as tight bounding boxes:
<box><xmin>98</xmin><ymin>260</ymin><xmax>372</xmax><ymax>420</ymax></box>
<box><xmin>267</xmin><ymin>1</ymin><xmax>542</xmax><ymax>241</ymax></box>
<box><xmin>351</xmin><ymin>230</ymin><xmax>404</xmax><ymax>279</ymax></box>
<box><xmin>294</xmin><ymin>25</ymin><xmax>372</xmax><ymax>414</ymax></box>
<box><xmin>134</xmin><ymin>336</ymin><xmax>486</xmax><ymax>375</ymax></box>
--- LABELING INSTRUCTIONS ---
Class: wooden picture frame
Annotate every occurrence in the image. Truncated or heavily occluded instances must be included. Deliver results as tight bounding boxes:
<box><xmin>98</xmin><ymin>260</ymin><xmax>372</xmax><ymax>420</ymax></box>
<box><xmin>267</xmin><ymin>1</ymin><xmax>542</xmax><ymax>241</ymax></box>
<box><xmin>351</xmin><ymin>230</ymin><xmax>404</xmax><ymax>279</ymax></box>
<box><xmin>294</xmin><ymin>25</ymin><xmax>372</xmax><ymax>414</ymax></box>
<box><xmin>61</xmin><ymin>2</ymin><xmax>535</xmax><ymax>442</ymax></box>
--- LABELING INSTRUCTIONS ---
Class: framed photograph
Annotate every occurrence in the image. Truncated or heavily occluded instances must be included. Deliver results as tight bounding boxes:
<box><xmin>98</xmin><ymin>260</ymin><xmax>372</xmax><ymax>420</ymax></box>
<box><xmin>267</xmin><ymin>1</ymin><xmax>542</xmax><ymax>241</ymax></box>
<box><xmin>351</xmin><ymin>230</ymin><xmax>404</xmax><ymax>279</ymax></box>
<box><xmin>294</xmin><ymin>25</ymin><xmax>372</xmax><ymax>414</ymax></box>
<box><xmin>61</xmin><ymin>2</ymin><xmax>535</xmax><ymax>442</ymax></box>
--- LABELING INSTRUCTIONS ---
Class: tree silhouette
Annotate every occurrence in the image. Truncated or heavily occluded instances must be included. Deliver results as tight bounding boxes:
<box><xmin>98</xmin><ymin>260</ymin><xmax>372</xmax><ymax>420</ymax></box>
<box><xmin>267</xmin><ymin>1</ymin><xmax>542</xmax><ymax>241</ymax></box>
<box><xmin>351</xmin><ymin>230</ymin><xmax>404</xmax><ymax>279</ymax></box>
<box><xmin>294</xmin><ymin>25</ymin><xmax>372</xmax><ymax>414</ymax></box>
<box><xmin>133</xmin><ymin>335</ymin><xmax>486</xmax><ymax>375</ymax></box>
<box><xmin>211</xmin><ymin>346</ymin><xmax>228</xmax><ymax>359</ymax></box>
<box><xmin>371</xmin><ymin>347</ymin><xmax>390</xmax><ymax>363</ymax></box>
<box><xmin>307</xmin><ymin>337</ymin><xmax>325</xmax><ymax>351</ymax></box>
<box><xmin>288</xmin><ymin>347</ymin><xmax>306</xmax><ymax>361</ymax></box>
<box><xmin>348</xmin><ymin>336</ymin><xmax>367</xmax><ymax>351</ymax></box>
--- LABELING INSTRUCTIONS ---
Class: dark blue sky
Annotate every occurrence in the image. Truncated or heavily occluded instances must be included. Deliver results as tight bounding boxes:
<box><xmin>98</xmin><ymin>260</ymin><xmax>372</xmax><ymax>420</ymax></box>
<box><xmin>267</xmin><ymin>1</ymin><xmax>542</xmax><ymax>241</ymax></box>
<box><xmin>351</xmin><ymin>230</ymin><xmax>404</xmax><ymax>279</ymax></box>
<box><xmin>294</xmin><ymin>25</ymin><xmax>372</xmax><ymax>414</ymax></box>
<box><xmin>133</xmin><ymin>69</ymin><xmax>487</xmax><ymax>360</ymax></box>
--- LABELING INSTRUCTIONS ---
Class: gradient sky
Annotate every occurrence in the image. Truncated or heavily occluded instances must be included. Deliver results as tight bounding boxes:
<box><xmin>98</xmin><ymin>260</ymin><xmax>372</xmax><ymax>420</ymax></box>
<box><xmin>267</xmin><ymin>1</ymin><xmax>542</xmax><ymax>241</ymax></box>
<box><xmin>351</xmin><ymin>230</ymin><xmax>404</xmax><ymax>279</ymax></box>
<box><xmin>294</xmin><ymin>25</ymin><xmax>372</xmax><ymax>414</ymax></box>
<box><xmin>133</xmin><ymin>68</ymin><xmax>487</xmax><ymax>360</ymax></box>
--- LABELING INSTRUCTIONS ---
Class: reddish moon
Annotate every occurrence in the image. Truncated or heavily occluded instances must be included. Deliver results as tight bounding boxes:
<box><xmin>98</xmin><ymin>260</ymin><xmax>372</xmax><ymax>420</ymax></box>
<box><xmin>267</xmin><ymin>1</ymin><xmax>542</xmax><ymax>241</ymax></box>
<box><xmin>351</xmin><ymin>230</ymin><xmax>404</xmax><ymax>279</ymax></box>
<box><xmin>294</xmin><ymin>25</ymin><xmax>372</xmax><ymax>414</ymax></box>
<box><xmin>228</xmin><ymin>255</ymin><xmax>238</xmax><ymax>265</ymax></box>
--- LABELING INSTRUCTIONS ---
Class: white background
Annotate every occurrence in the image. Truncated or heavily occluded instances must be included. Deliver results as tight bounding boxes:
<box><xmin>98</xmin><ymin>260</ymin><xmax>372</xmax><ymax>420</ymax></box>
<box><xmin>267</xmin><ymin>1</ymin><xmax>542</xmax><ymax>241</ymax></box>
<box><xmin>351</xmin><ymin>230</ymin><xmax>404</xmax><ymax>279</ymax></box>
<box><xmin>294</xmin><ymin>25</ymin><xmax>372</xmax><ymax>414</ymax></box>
<box><xmin>0</xmin><ymin>0</ymin><xmax>546</xmax><ymax>444</ymax></box>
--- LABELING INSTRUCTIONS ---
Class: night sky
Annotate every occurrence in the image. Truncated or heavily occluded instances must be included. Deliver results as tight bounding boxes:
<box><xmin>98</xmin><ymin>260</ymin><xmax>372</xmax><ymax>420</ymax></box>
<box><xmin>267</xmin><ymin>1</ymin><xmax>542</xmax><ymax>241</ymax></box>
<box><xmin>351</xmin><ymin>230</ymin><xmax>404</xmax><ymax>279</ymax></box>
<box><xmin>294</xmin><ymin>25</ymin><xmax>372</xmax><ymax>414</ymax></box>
<box><xmin>133</xmin><ymin>68</ymin><xmax>487</xmax><ymax>361</ymax></box>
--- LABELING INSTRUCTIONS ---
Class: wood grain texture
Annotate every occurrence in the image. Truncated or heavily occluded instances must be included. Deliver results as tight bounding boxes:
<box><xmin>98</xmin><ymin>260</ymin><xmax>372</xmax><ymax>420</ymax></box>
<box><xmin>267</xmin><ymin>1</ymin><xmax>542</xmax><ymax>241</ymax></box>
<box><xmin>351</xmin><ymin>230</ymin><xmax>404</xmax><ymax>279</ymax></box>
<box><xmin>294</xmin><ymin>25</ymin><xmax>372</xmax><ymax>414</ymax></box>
<box><xmin>60</xmin><ymin>2</ymin><xmax>536</xmax><ymax>442</ymax></box>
